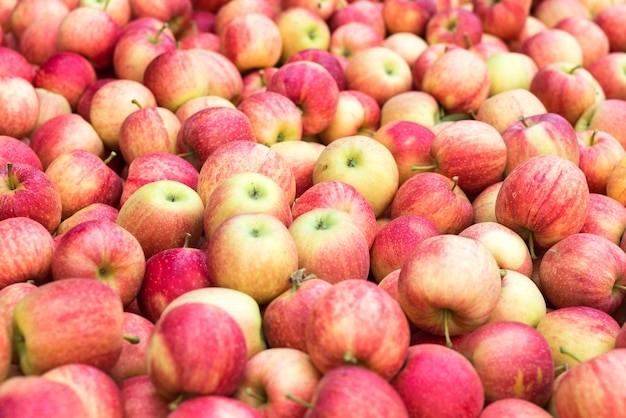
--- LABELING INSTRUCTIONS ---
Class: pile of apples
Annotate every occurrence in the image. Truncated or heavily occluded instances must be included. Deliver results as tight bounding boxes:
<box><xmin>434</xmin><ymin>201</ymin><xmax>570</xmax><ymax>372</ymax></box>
<box><xmin>2</xmin><ymin>0</ymin><xmax>626</xmax><ymax>415</ymax></box>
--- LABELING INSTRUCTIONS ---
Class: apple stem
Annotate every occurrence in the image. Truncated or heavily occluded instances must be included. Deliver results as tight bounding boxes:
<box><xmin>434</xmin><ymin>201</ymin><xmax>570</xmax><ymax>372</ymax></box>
<box><xmin>527</xmin><ymin>232</ymin><xmax>537</xmax><ymax>260</ymax></box>
<box><xmin>5</xmin><ymin>163</ymin><xmax>18</xmax><ymax>190</ymax></box>
<box><xmin>410</xmin><ymin>164</ymin><xmax>438</xmax><ymax>172</ymax></box>
<box><xmin>245</xmin><ymin>387</ymin><xmax>267</xmax><ymax>402</ymax></box>
<box><xmin>285</xmin><ymin>393</ymin><xmax>313</xmax><ymax>409</ymax></box>
<box><xmin>568</xmin><ymin>65</ymin><xmax>582</xmax><ymax>75</ymax></box>
<box><xmin>151</xmin><ymin>23</ymin><xmax>170</xmax><ymax>43</ymax></box>
<box><xmin>554</xmin><ymin>363</ymin><xmax>569</xmax><ymax>374</ymax></box>
<box><xmin>450</xmin><ymin>176</ymin><xmax>459</xmax><ymax>193</ymax></box>
<box><xmin>518</xmin><ymin>115</ymin><xmax>530</xmax><ymax>128</ymax></box>
<box><xmin>103</xmin><ymin>0</ymin><xmax>111</xmax><ymax>11</ymax></box>
<box><xmin>289</xmin><ymin>268</ymin><xmax>317</xmax><ymax>291</ymax></box>
<box><xmin>123</xmin><ymin>335</ymin><xmax>141</xmax><ymax>344</ymax></box>
<box><xmin>131</xmin><ymin>99</ymin><xmax>143</xmax><ymax>110</ymax></box>
<box><xmin>559</xmin><ymin>345</ymin><xmax>583</xmax><ymax>364</ymax></box>
<box><xmin>590</xmin><ymin>129</ymin><xmax>599</xmax><ymax>146</ymax></box>
<box><xmin>463</xmin><ymin>32</ymin><xmax>473</xmax><ymax>48</ymax></box>
<box><xmin>103</xmin><ymin>151</ymin><xmax>116</xmax><ymax>165</ymax></box>
<box><xmin>168</xmin><ymin>394</ymin><xmax>185</xmax><ymax>411</ymax></box>
<box><xmin>343</xmin><ymin>351</ymin><xmax>359</xmax><ymax>365</ymax></box>
<box><xmin>183</xmin><ymin>232</ymin><xmax>191</xmax><ymax>248</ymax></box>
<box><xmin>443</xmin><ymin>309</ymin><xmax>453</xmax><ymax>349</ymax></box>
<box><xmin>614</xmin><ymin>284</ymin><xmax>626</xmax><ymax>293</ymax></box>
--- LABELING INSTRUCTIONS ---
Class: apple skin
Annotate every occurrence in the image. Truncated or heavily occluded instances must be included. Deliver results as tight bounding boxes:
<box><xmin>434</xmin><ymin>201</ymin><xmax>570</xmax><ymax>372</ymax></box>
<box><xmin>234</xmin><ymin>348</ymin><xmax>322</xmax><ymax>417</ymax></box>
<box><xmin>370</xmin><ymin>215</ymin><xmax>441</xmax><ymax>283</ymax></box>
<box><xmin>108</xmin><ymin>311</ymin><xmax>155</xmax><ymax>383</ymax></box>
<box><xmin>480</xmin><ymin>398</ymin><xmax>553</xmax><ymax>417</ymax></box>
<box><xmin>390</xmin><ymin>172</ymin><xmax>474</xmax><ymax>235</ymax></box>
<box><xmin>284</xmin><ymin>48</ymin><xmax>346</xmax><ymax>91</ymax></box>
<box><xmin>291</xmin><ymin>179</ymin><xmax>378</xmax><ymax>249</ymax></box>
<box><xmin>580</xmin><ymin>193</ymin><xmax>626</xmax><ymax>246</ymax></box>
<box><xmin>42</xmin><ymin>363</ymin><xmax>124</xmax><ymax>418</ymax></box>
<box><xmin>594</xmin><ymin>3</ymin><xmax>626</xmax><ymax>53</ymax></box>
<box><xmin>12</xmin><ymin>278</ymin><xmax>125</xmax><ymax>375</ymax></box>
<box><xmin>539</xmin><ymin>233</ymin><xmax>626</xmax><ymax>314</ymax></box>
<box><xmin>485</xmin><ymin>52</ymin><xmax>538</xmax><ymax>96</ymax></box>
<box><xmin>9</xmin><ymin>0</ymin><xmax>69</xmax><ymax>40</ymax></box>
<box><xmin>0</xmin><ymin>45</ymin><xmax>35</xmax><ymax>81</ymax></box>
<box><xmin>459</xmin><ymin>321</ymin><xmax>555</xmax><ymax>406</ymax></box>
<box><xmin>169</xmin><ymin>396</ymin><xmax>264</xmax><ymax>418</ymax></box>
<box><xmin>495</xmin><ymin>154</ymin><xmax>589</xmax><ymax>253</ymax></box>
<box><xmin>0</xmin><ymin>282</ymin><xmax>37</xmax><ymax>350</ymax></box>
<box><xmin>0</xmin><ymin>135</ymin><xmax>42</xmax><ymax>170</ymax></box>
<box><xmin>206</xmin><ymin>212</ymin><xmax>299</xmax><ymax>305</ymax></box>
<box><xmin>269</xmin><ymin>140</ymin><xmax>325</xmax><ymax>199</ymax></box>
<box><xmin>160</xmin><ymin>287</ymin><xmax>267</xmax><ymax>360</ymax></box>
<box><xmin>576</xmin><ymin>99</ymin><xmax>626</xmax><ymax>151</ymax></box>
<box><xmin>146</xmin><ymin>302</ymin><xmax>248</xmax><ymax>399</ymax></box>
<box><xmin>391</xmin><ymin>344</ymin><xmax>485</xmax><ymax>418</ymax></box>
<box><xmin>0</xmin><ymin>163</ymin><xmax>63</xmax><ymax>234</ymax></box>
<box><xmin>305</xmin><ymin>279</ymin><xmax>411</xmax><ymax>380</ymax></box>
<box><xmin>0</xmin><ymin>76</ymin><xmax>39</xmax><ymax>139</ymax></box>
<box><xmin>486</xmin><ymin>269</ymin><xmax>547</xmax><ymax>327</ymax></box>
<box><xmin>128</xmin><ymin>0</ymin><xmax>193</xmax><ymax>35</ymax></box>
<box><xmin>586</xmin><ymin>53</ymin><xmax>626</xmax><ymax>101</ymax></box>
<box><xmin>212</xmin><ymin>0</ymin><xmax>274</xmax><ymax>36</ymax></box>
<box><xmin>459</xmin><ymin>221</ymin><xmax>533</xmax><ymax>277</ymax></box>
<box><xmin>425</xmin><ymin>7</ymin><xmax>483</xmax><ymax>48</ymax></box>
<box><xmin>328</xmin><ymin>0</ymin><xmax>385</xmax><ymax>37</ymax></box>
<box><xmin>472</xmin><ymin>181</ymin><xmax>502</xmax><ymax>224</ymax></box>
<box><xmin>329</xmin><ymin>22</ymin><xmax>384</xmax><ymax>61</ymax></box>
<box><xmin>430</xmin><ymin>119</ymin><xmax>507</xmax><ymax>196</ymax></box>
<box><xmin>382</xmin><ymin>32</ymin><xmax>428</xmax><ymax>69</ymax></box>
<box><xmin>304</xmin><ymin>365</ymin><xmax>409</xmax><ymax>418</ymax></box>
<box><xmin>382</xmin><ymin>0</ymin><xmax>436</xmax><ymax>36</ymax></box>
<box><xmin>536</xmin><ymin>306</ymin><xmax>620</xmax><ymax>373</ymax></box>
<box><xmin>0</xmin><ymin>217</ymin><xmax>55</xmax><ymax>289</ymax></box>
<box><xmin>262</xmin><ymin>274</ymin><xmax>332</xmax><ymax>352</ymax></box>
<box><xmin>175</xmin><ymin>95</ymin><xmax>236</xmax><ymax>124</ymax></box>
<box><xmin>274</xmin><ymin>7</ymin><xmax>330</xmax><ymax>63</ymax></box>
<box><xmin>517</xmin><ymin>28</ymin><xmax>583</xmax><ymax>69</ymax></box>
<box><xmin>288</xmin><ymin>208</ymin><xmax>370</xmax><ymax>285</ymax></box>
<box><xmin>552</xmin><ymin>348</ymin><xmax>626</xmax><ymax>417</ymax></box>
<box><xmin>0</xmin><ymin>375</ymin><xmax>90</xmax><ymax>417</ymax></box>
<box><xmin>555</xmin><ymin>17</ymin><xmax>609</xmax><ymax>67</ymax></box>
<box><xmin>119</xmin><ymin>375</ymin><xmax>171</xmax><ymax>418</ymax></box>
<box><xmin>318</xmin><ymin>89</ymin><xmax>381</xmax><ymax>145</ymax></box>
<box><xmin>578</xmin><ymin>129</ymin><xmax>626</xmax><ymax>195</ymax></box>
<box><xmin>312</xmin><ymin>135</ymin><xmax>399</xmax><ymax>218</ymax></box>
<box><xmin>51</xmin><ymin>219</ymin><xmax>146</xmax><ymax>307</ymax></box>
<box><xmin>472</xmin><ymin>0</ymin><xmax>530</xmax><ymax>41</ymax></box>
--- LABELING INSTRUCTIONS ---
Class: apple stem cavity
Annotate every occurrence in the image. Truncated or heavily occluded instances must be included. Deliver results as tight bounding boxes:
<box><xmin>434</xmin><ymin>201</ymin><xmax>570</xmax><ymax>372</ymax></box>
<box><xmin>123</xmin><ymin>335</ymin><xmax>141</xmax><ymax>344</ymax></box>
<box><xmin>245</xmin><ymin>387</ymin><xmax>267</xmax><ymax>402</ymax></box>
<box><xmin>443</xmin><ymin>309</ymin><xmax>453</xmax><ymax>349</ymax></box>
<box><xmin>183</xmin><ymin>232</ymin><xmax>191</xmax><ymax>248</ymax></box>
<box><xmin>6</xmin><ymin>163</ymin><xmax>18</xmax><ymax>190</ymax></box>
<box><xmin>559</xmin><ymin>345</ymin><xmax>583</xmax><ymax>364</ymax></box>
<box><xmin>285</xmin><ymin>393</ymin><xmax>313</xmax><ymax>409</ymax></box>
<box><xmin>103</xmin><ymin>151</ymin><xmax>117</xmax><ymax>165</ymax></box>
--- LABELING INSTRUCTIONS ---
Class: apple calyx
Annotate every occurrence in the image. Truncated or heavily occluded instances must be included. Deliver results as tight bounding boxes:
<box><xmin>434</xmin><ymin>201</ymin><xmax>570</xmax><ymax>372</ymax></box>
<box><xmin>103</xmin><ymin>151</ymin><xmax>117</xmax><ymax>165</ymax></box>
<box><xmin>442</xmin><ymin>309</ymin><xmax>454</xmax><ymax>349</ymax></box>
<box><xmin>288</xmin><ymin>268</ymin><xmax>317</xmax><ymax>291</ymax></box>
<box><xmin>245</xmin><ymin>386</ymin><xmax>268</xmax><ymax>403</ymax></box>
<box><xmin>559</xmin><ymin>345</ymin><xmax>583</xmax><ymax>365</ymax></box>
<box><xmin>123</xmin><ymin>334</ymin><xmax>141</xmax><ymax>344</ymax></box>
<box><xmin>500</xmin><ymin>269</ymin><xmax>507</xmax><ymax>278</ymax></box>
<box><xmin>5</xmin><ymin>163</ymin><xmax>19</xmax><ymax>191</ymax></box>
<box><xmin>285</xmin><ymin>393</ymin><xmax>313</xmax><ymax>409</ymax></box>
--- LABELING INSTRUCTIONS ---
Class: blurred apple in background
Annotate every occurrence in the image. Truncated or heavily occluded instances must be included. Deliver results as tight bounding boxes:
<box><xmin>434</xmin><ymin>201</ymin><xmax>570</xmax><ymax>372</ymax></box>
<box><xmin>485</xmin><ymin>52</ymin><xmax>538</xmax><ymax>95</ymax></box>
<box><xmin>284</xmin><ymin>48</ymin><xmax>346</xmax><ymax>91</ymax></box>
<box><xmin>328</xmin><ymin>0</ymin><xmax>385</xmax><ymax>38</ymax></box>
<box><xmin>472</xmin><ymin>0</ymin><xmax>531</xmax><ymax>41</ymax></box>
<box><xmin>0</xmin><ymin>46</ymin><xmax>36</xmax><ymax>81</ymax></box>
<box><xmin>576</xmin><ymin>99</ymin><xmax>626</xmax><ymax>151</ymax></box>
<box><xmin>9</xmin><ymin>0</ymin><xmax>69</xmax><ymax>40</ymax></box>
<box><xmin>237</xmin><ymin>91</ymin><xmax>302</xmax><ymax>146</ymax></box>
<box><xmin>480</xmin><ymin>398</ymin><xmax>553</xmax><ymax>417</ymax></box>
<box><xmin>580</xmin><ymin>193</ymin><xmax>626</xmax><ymax>246</ymax></box>
<box><xmin>169</xmin><ymin>395</ymin><xmax>263</xmax><ymax>418</ymax></box>
<box><xmin>212</xmin><ymin>0</ymin><xmax>274</xmax><ymax>36</ymax></box>
<box><xmin>120</xmin><ymin>375</ymin><xmax>170</xmax><ymax>418</ymax></box>
<box><xmin>532</xmin><ymin>0</ymin><xmax>589</xmax><ymax>28</ymax></box>
<box><xmin>0</xmin><ymin>76</ymin><xmax>39</xmax><ymax>139</ymax></box>
<box><xmin>578</xmin><ymin>129</ymin><xmax>626</xmax><ymax>194</ymax></box>
<box><xmin>586</xmin><ymin>52</ymin><xmax>626</xmax><ymax>101</ymax></box>
<box><xmin>425</xmin><ymin>7</ymin><xmax>483</xmax><ymax>48</ymax></box>
<box><xmin>382</xmin><ymin>0</ymin><xmax>436</xmax><ymax>36</ymax></box>
<box><xmin>554</xmin><ymin>17</ymin><xmax>609</xmax><ymax>67</ymax></box>
<box><xmin>593</xmin><ymin>3</ymin><xmax>626</xmax><ymax>53</ymax></box>
<box><xmin>0</xmin><ymin>135</ymin><xmax>42</xmax><ymax>170</ymax></box>
<box><xmin>517</xmin><ymin>28</ymin><xmax>583</xmax><ymax>68</ymax></box>
<box><xmin>128</xmin><ymin>0</ymin><xmax>193</xmax><ymax>35</ymax></box>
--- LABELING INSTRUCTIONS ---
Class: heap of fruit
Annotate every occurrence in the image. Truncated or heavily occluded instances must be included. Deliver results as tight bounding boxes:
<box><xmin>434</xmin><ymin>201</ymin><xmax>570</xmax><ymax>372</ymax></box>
<box><xmin>2</xmin><ymin>0</ymin><xmax>626</xmax><ymax>416</ymax></box>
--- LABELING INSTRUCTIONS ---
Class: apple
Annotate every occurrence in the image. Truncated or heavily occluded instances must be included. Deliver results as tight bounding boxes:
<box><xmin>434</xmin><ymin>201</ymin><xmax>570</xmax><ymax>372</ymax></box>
<box><xmin>56</xmin><ymin>6</ymin><xmax>121</xmax><ymax>70</ymax></box>
<box><xmin>391</xmin><ymin>344</ymin><xmax>484</xmax><ymax>418</ymax></box>
<box><xmin>0</xmin><ymin>316</ymin><xmax>9</xmax><ymax>381</ymax></box>
<box><xmin>459</xmin><ymin>221</ymin><xmax>533</xmax><ymax>277</ymax></box>
<box><xmin>552</xmin><ymin>348</ymin><xmax>626</xmax><ymax>417</ymax></box>
<box><xmin>269</xmin><ymin>140</ymin><xmax>325</xmax><ymax>198</ymax></box>
<box><xmin>42</xmin><ymin>363</ymin><xmax>124</xmax><ymax>418</ymax></box>
<box><xmin>179</xmin><ymin>31</ymin><xmax>220</xmax><ymax>51</ymax></box>
<box><xmin>554</xmin><ymin>17</ymin><xmax>609</xmax><ymax>67</ymax></box>
<box><xmin>512</xmin><ymin>15</ymin><xmax>548</xmax><ymax>51</ymax></box>
<box><xmin>475</xmin><ymin>89</ymin><xmax>547</xmax><ymax>135</ymax></box>
<box><xmin>175</xmin><ymin>95</ymin><xmax>236</xmax><ymax>124</ymax></box>
<box><xmin>593</xmin><ymin>3</ymin><xmax>626</xmax><ymax>53</ymax></box>
<box><xmin>120</xmin><ymin>152</ymin><xmax>199</xmax><ymax>207</ymax></box>
<box><xmin>204</xmin><ymin>171</ymin><xmax>292</xmax><ymax>240</ymax></box>
<box><xmin>9</xmin><ymin>0</ymin><xmax>69</xmax><ymax>40</ymax></box>
<box><xmin>29</xmin><ymin>113</ymin><xmax>105</xmax><ymax>170</ymax></box>
<box><xmin>274</xmin><ymin>7</ymin><xmax>330</xmax><ymax>63</ymax></box>
<box><xmin>382</xmin><ymin>0</ymin><xmax>436</xmax><ymax>36</ymax></box>
<box><xmin>80</xmin><ymin>0</ymin><xmax>131</xmax><ymax>26</ymax></box>
<box><xmin>120</xmin><ymin>375</ymin><xmax>171</xmax><ymax>418</ymax></box>
<box><xmin>468</xmin><ymin>32</ymin><xmax>511</xmax><ymax>61</ymax></box>
<box><xmin>328</xmin><ymin>0</ymin><xmax>385</xmax><ymax>38</ymax></box>
<box><xmin>471</xmin><ymin>181</ymin><xmax>502</xmax><ymax>224</ymax></box>
<box><xmin>51</xmin><ymin>219</ymin><xmax>146</xmax><ymax>307</ymax></box>
<box><xmin>398</xmin><ymin>234</ymin><xmax>502</xmax><ymax>347</ymax></box>
<box><xmin>390</xmin><ymin>172</ymin><xmax>474</xmax><ymax>235</ymax></box>
<box><xmin>425</xmin><ymin>7</ymin><xmax>483</xmax><ymax>47</ymax></box>
<box><xmin>0</xmin><ymin>281</ymin><xmax>37</xmax><ymax>345</ymax></box>
<box><xmin>536</xmin><ymin>306</ymin><xmax>620</xmax><ymax>373</ymax></box>
<box><xmin>485</xmin><ymin>52</ymin><xmax>538</xmax><ymax>95</ymax></box>
<box><xmin>480</xmin><ymin>398</ymin><xmax>553</xmax><ymax>417</ymax></box>
<box><xmin>540</xmin><ymin>233</ymin><xmax>626</xmax><ymax>313</ymax></box>
<box><xmin>382</xmin><ymin>32</ymin><xmax>428</xmax><ymax>68</ymax></box>
<box><xmin>529</xmin><ymin>62</ymin><xmax>605</xmax><ymax>125</ymax></box>
<box><xmin>0</xmin><ymin>163</ymin><xmax>63</xmax><ymax>234</ymax></box>
<box><xmin>379</xmin><ymin>90</ymin><xmax>441</xmax><ymax>128</ymax></box>
<box><xmin>291</xmin><ymin>179</ymin><xmax>378</xmax><ymax>249</ymax></box>
<box><xmin>532</xmin><ymin>0</ymin><xmax>590</xmax><ymax>27</ymax></box>
<box><xmin>576</xmin><ymin>99</ymin><xmax>626</xmax><ymax>151</ymax></box>
<box><xmin>54</xmin><ymin>202</ymin><xmax>120</xmax><ymax>234</ymax></box>
<box><xmin>0</xmin><ymin>45</ymin><xmax>35</xmax><ymax>81</ymax></box>
<box><xmin>212</xmin><ymin>0</ymin><xmax>273</xmax><ymax>35</ymax></box>
<box><xmin>219</xmin><ymin>12</ymin><xmax>282</xmax><ymax>73</ymax></box>
<box><xmin>412</xmin><ymin>43</ymin><xmax>461</xmax><ymax>92</ymax></box>
<box><xmin>306</xmin><ymin>279</ymin><xmax>410</xmax><ymax>379</ymax></box>
<box><xmin>486</xmin><ymin>269</ymin><xmax>547</xmax><ymax>326</ymax></box>
<box><xmin>344</xmin><ymin>46</ymin><xmax>412</xmax><ymax>107</ymax></box>
<box><xmin>116</xmin><ymin>180</ymin><xmax>205</xmax><ymax>259</ymax></box>
<box><xmin>76</xmin><ymin>78</ymin><xmax>115</xmax><ymax>123</ymax></box>
<box><xmin>0</xmin><ymin>135</ymin><xmax>42</xmax><ymax>170</ymax></box>
<box><xmin>118</xmin><ymin>104</ymin><xmax>181</xmax><ymax>164</ymax></box>
<box><xmin>288</xmin><ymin>208</ymin><xmax>370</xmax><ymax>284</ymax></box>
<box><xmin>284</xmin><ymin>48</ymin><xmax>346</xmax><ymax>91</ymax></box>
<box><xmin>0</xmin><ymin>76</ymin><xmax>39</xmax><ymax>139</ymax></box>
<box><xmin>128</xmin><ymin>0</ymin><xmax>193</xmax><ymax>34</ymax></box>
<box><xmin>297</xmin><ymin>365</ymin><xmax>409</xmax><ymax>417</ymax></box>
<box><xmin>0</xmin><ymin>217</ymin><xmax>55</xmax><ymax>289</ymax></box>
<box><xmin>112</xmin><ymin>24</ymin><xmax>177</xmax><ymax>83</ymax></box>
<box><xmin>107</xmin><ymin>311</ymin><xmax>154</xmax><ymax>382</ymax></box>
<box><xmin>237</xmin><ymin>90</ymin><xmax>303</xmax><ymax>146</ymax></box>
<box><xmin>145</xmin><ymin>302</ymin><xmax>247</xmax><ymax>399</ymax></box>
<box><xmin>472</xmin><ymin>0</ymin><xmax>531</xmax><ymax>41</ymax></box>
<box><xmin>89</xmin><ymin>78</ymin><xmax>157</xmax><ymax>151</ymax></box>
<box><xmin>580</xmin><ymin>193</ymin><xmax>626</xmax><ymax>246</ymax></box>
<box><xmin>586</xmin><ymin>53</ymin><xmax>626</xmax><ymax>101</ymax></box>
<box><xmin>318</xmin><ymin>89</ymin><xmax>381</xmax><ymax>145</ymax></box>
<box><xmin>501</xmin><ymin>112</ymin><xmax>580</xmax><ymax>176</ymax></box>
<box><xmin>266</xmin><ymin>60</ymin><xmax>339</xmax><ymax>137</ymax></box>
<box><xmin>578</xmin><ymin>129</ymin><xmax>626</xmax><ymax>194</ymax></box>
<box><xmin>160</xmin><ymin>286</ymin><xmax>266</xmax><ymax>360</ymax></box>
<box><xmin>196</xmin><ymin>140</ymin><xmax>296</xmax><ymax>206</ymax></box>
<box><xmin>370</xmin><ymin>215</ymin><xmax>441</xmax><ymax>283</ymax></box>
<box><xmin>329</xmin><ymin>21</ymin><xmax>383</xmax><ymax>60</ymax></box>
<box><xmin>169</xmin><ymin>396</ymin><xmax>264</xmax><ymax>418</ymax></box>
<box><xmin>45</xmin><ymin>150</ymin><xmax>123</xmax><ymax>219</ymax></box>
<box><xmin>234</xmin><ymin>348</ymin><xmax>321</xmax><ymax>417</ymax></box>
<box><xmin>421</xmin><ymin>48</ymin><xmax>491</xmax><ymax>115</ymax></box>
<box><xmin>0</xmin><ymin>375</ymin><xmax>89</xmax><ymax>417</ymax></box>
<box><xmin>459</xmin><ymin>321</ymin><xmax>554</xmax><ymax>406</ymax></box>
<box><xmin>12</xmin><ymin>278</ymin><xmax>125</xmax><ymax>375</ymax></box>
<box><xmin>205</xmin><ymin>212</ymin><xmax>298</xmax><ymax>305</ymax></box>
<box><xmin>312</xmin><ymin>135</ymin><xmax>399</xmax><ymax>217</ymax></box>
<box><xmin>262</xmin><ymin>271</ymin><xmax>332</xmax><ymax>351</ymax></box>
<box><xmin>30</xmin><ymin>88</ymin><xmax>73</xmax><ymax>136</ymax></box>
<box><xmin>517</xmin><ymin>29</ymin><xmax>583</xmax><ymax>68</ymax></box>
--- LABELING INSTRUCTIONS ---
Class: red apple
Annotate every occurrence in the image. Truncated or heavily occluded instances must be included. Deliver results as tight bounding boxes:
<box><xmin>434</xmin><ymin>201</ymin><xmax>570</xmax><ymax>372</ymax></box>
<box><xmin>472</xmin><ymin>0</ymin><xmax>531</xmax><ymax>41</ymax></box>
<box><xmin>269</xmin><ymin>140</ymin><xmax>325</xmax><ymax>198</ymax></box>
<box><xmin>318</xmin><ymin>89</ymin><xmax>381</xmax><ymax>145</ymax></box>
<box><xmin>30</xmin><ymin>88</ymin><xmax>73</xmax><ymax>136</ymax></box>
<box><xmin>379</xmin><ymin>90</ymin><xmax>441</xmax><ymax>128</ymax></box>
<box><xmin>382</xmin><ymin>0</ymin><xmax>436</xmax><ymax>36</ymax></box>
<box><xmin>475</xmin><ymin>88</ymin><xmax>547</xmax><ymax>135</ymax></box>
<box><xmin>0</xmin><ymin>46</ymin><xmax>35</xmax><ymax>81</ymax></box>
<box><xmin>586</xmin><ymin>52</ymin><xmax>626</xmax><ymax>101</ymax></box>
<box><xmin>120</xmin><ymin>375</ymin><xmax>170</xmax><ymax>418</ymax></box>
<box><xmin>328</xmin><ymin>0</ymin><xmax>385</xmax><ymax>38</ymax></box>
<box><xmin>329</xmin><ymin>21</ymin><xmax>383</xmax><ymax>60</ymax></box>
<box><xmin>472</xmin><ymin>181</ymin><xmax>502</xmax><ymax>224</ymax></box>
<box><xmin>425</xmin><ymin>7</ymin><xmax>483</xmax><ymax>48</ymax></box>
<box><xmin>578</xmin><ymin>129</ymin><xmax>626</xmax><ymax>194</ymax></box>
<box><xmin>108</xmin><ymin>312</ymin><xmax>155</xmax><ymax>383</ymax></box>
<box><xmin>175</xmin><ymin>95</ymin><xmax>236</xmax><ymax>124</ymax></box>
<box><xmin>580</xmin><ymin>193</ymin><xmax>626</xmax><ymax>246</ymax></box>
<box><xmin>480</xmin><ymin>398</ymin><xmax>553</xmax><ymax>417</ymax></box>
<box><xmin>285</xmin><ymin>48</ymin><xmax>346</xmax><ymax>91</ymax></box>
<box><xmin>576</xmin><ymin>99</ymin><xmax>626</xmax><ymax>151</ymax></box>
<box><xmin>9</xmin><ymin>0</ymin><xmax>69</xmax><ymax>40</ymax></box>
<box><xmin>0</xmin><ymin>76</ymin><xmax>39</xmax><ymax>139</ymax></box>
<box><xmin>169</xmin><ymin>396</ymin><xmax>263</xmax><ymax>418</ymax></box>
